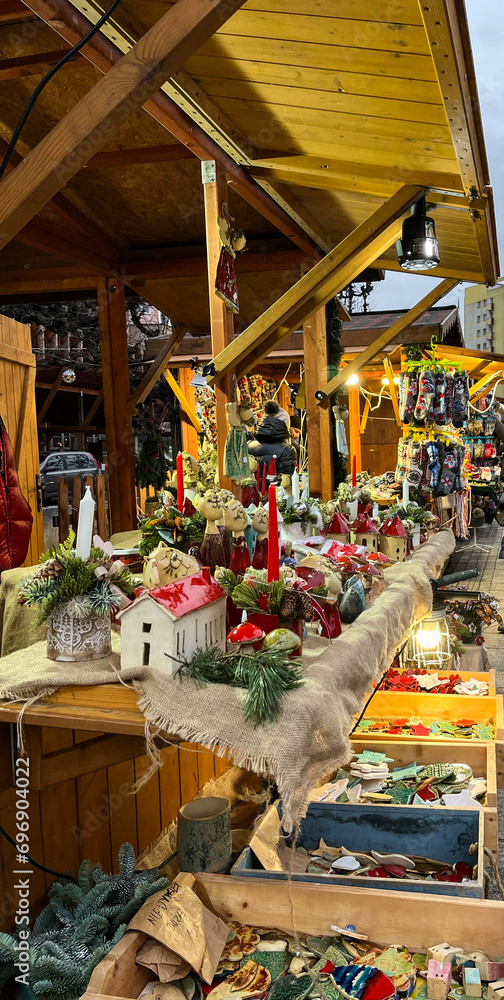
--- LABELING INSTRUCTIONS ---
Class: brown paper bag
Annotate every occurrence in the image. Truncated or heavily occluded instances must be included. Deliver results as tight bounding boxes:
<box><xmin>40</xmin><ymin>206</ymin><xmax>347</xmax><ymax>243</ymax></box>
<box><xmin>135</xmin><ymin>939</ymin><xmax>191</xmax><ymax>983</ymax></box>
<box><xmin>129</xmin><ymin>882</ymin><xmax>229</xmax><ymax>984</ymax></box>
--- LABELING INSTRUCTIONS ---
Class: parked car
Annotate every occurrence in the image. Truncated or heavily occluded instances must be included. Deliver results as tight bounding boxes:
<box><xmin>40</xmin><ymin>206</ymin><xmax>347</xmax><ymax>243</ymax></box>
<box><xmin>39</xmin><ymin>451</ymin><xmax>100</xmax><ymax>504</ymax></box>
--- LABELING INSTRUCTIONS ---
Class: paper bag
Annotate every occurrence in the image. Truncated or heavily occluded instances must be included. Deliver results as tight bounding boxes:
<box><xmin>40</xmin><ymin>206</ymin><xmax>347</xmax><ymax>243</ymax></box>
<box><xmin>135</xmin><ymin>939</ymin><xmax>191</xmax><ymax>982</ymax></box>
<box><xmin>248</xmin><ymin>806</ymin><xmax>308</xmax><ymax>873</ymax></box>
<box><xmin>129</xmin><ymin>881</ymin><xmax>229</xmax><ymax>984</ymax></box>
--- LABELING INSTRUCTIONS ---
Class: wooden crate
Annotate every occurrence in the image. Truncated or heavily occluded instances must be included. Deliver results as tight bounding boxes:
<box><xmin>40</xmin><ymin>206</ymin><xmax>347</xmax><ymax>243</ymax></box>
<box><xmin>232</xmin><ymin>803</ymin><xmax>485</xmax><ymax>897</ymax></box>
<box><xmin>342</xmin><ymin>738</ymin><xmax>498</xmax><ymax>851</ymax></box>
<box><xmin>81</xmin><ymin>872</ymin><xmax>504</xmax><ymax>999</ymax></box>
<box><xmin>357</xmin><ymin>691</ymin><xmax>504</xmax><ymax>743</ymax></box>
<box><xmin>381</xmin><ymin>668</ymin><xmax>496</xmax><ymax>697</ymax></box>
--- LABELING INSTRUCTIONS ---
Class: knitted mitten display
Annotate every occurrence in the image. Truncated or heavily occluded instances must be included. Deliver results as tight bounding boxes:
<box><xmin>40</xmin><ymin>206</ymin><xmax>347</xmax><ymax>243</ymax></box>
<box><xmin>433</xmin><ymin>371</ymin><xmax>446</xmax><ymax>424</ymax></box>
<box><xmin>426</xmin><ymin>440</ymin><xmax>440</xmax><ymax>489</ymax></box>
<box><xmin>395</xmin><ymin>438</ymin><xmax>408</xmax><ymax>483</ymax></box>
<box><xmin>452</xmin><ymin>372</ymin><xmax>469</xmax><ymax>427</ymax></box>
<box><xmin>444</xmin><ymin>372</ymin><xmax>454</xmax><ymax>423</ymax></box>
<box><xmin>420</xmin><ymin>442</ymin><xmax>431</xmax><ymax>488</ymax></box>
<box><xmin>405</xmin><ymin>440</ymin><xmax>423</xmax><ymax>486</ymax></box>
<box><xmin>399</xmin><ymin>371</ymin><xmax>419</xmax><ymax>424</ymax></box>
<box><xmin>454</xmin><ymin>445</ymin><xmax>465</xmax><ymax>492</ymax></box>
<box><xmin>414</xmin><ymin>369</ymin><xmax>436</xmax><ymax>423</ymax></box>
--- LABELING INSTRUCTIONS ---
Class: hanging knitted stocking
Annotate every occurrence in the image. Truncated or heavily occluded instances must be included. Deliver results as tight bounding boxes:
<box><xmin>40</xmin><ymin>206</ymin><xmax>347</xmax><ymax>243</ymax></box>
<box><xmin>414</xmin><ymin>368</ymin><xmax>436</xmax><ymax>423</ymax></box>
<box><xmin>438</xmin><ymin>448</ymin><xmax>457</xmax><ymax>495</ymax></box>
<box><xmin>405</xmin><ymin>440</ymin><xmax>423</xmax><ymax>487</ymax></box>
<box><xmin>395</xmin><ymin>438</ymin><xmax>408</xmax><ymax>483</ymax></box>
<box><xmin>426</xmin><ymin>440</ymin><xmax>440</xmax><ymax>489</ymax></box>
<box><xmin>445</xmin><ymin>372</ymin><xmax>454</xmax><ymax>423</ymax></box>
<box><xmin>420</xmin><ymin>442</ymin><xmax>430</xmax><ymax>489</ymax></box>
<box><xmin>433</xmin><ymin>371</ymin><xmax>447</xmax><ymax>424</ymax></box>
<box><xmin>452</xmin><ymin>372</ymin><xmax>469</xmax><ymax>427</ymax></box>
<box><xmin>399</xmin><ymin>371</ymin><xmax>419</xmax><ymax>424</ymax></box>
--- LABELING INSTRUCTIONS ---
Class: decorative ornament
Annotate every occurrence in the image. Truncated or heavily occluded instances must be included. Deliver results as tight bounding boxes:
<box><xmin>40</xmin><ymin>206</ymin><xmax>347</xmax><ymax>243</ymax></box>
<box><xmin>62</xmin><ymin>367</ymin><xmax>76</xmax><ymax>384</ymax></box>
<box><xmin>196</xmin><ymin>490</ymin><xmax>227</xmax><ymax>576</ymax></box>
<box><xmin>224</xmin><ymin>500</ymin><xmax>252</xmax><ymax>576</ymax></box>
<box><xmin>143</xmin><ymin>541</ymin><xmax>200</xmax><ymax>590</ymax></box>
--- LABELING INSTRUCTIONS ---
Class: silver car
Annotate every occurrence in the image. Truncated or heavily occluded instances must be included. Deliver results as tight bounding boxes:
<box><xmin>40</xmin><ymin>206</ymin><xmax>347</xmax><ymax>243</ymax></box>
<box><xmin>40</xmin><ymin>451</ymin><xmax>99</xmax><ymax>504</ymax></box>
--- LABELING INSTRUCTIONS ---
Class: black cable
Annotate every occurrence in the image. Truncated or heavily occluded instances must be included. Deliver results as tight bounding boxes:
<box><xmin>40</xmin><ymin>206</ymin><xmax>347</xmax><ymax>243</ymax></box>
<box><xmin>0</xmin><ymin>0</ymin><xmax>123</xmax><ymax>181</ymax></box>
<box><xmin>0</xmin><ymin>824</ymin><xmax>77</xmax><ymax>883</ymax></box>
<box><xmin>350</xmin><ymin>639</ymin><xmax>409</xmax><ymax>736</ymax></box>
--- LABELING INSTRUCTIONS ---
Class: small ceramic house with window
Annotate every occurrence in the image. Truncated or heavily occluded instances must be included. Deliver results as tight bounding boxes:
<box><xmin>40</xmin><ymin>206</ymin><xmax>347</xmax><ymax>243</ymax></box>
<box><xmin>118</xmin><ymin>568</ymin><xmax>226</xmax><ymax>675</ymax></box>
<box><xmin>379</xmin><ymin>514</ymin><xmax>408</xmax><ymax>562</ymax></box>
<box><xmin>351</xmin><ymin>512</ymin><xmax>379</xmax><ymax>553</ymax></box>
<box><xmin>325</xmin><ymin>511</ymin><xmax>351</xmax><ymax>544</ymax></box>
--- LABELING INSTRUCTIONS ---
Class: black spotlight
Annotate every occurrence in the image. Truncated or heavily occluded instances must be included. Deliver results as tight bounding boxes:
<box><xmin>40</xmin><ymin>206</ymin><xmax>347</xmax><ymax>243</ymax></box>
<box><xmin>397</xmin><ymin>195</ymin><xmax>440</xmax><ymax>271</ymax></box>
<box><xmin>315</xmin><ymin>390</ymin><xmax>326</xmax><ymax>401</ymax></box>
<box><xmin>202</xmin><ymin>362</ymin><xmax>216</xmax><ymax>377</ymax></box>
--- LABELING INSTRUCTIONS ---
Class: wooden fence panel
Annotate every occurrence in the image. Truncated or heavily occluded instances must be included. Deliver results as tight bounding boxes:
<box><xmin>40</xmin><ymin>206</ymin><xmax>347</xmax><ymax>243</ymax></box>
<box><xmin>57</xmin><ymin>474</ymin><xmax>108</xmax><ymax>542</ymax></box>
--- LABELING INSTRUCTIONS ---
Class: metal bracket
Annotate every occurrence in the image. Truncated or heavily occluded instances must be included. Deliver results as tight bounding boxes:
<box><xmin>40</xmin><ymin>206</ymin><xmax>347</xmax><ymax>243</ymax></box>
<box><xmin>201</xmin><ymin>160</ymin><xmax>217</xmax><ymax>184</ymax></box>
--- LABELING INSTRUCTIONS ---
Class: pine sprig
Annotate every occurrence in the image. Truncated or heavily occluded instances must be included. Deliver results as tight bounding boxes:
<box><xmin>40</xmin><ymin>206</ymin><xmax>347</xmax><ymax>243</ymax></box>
<box><xmin>176</xmin><ymin>645</ymin><xmax>304</xmax><ymax>726</ymax></box>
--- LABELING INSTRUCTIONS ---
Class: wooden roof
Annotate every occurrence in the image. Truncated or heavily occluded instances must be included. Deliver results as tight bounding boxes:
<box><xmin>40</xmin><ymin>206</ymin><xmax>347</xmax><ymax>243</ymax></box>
<box><xmin>0</xmin><ymin>0</ymin><xmax>499</xmax><ymax>330</ymax></box>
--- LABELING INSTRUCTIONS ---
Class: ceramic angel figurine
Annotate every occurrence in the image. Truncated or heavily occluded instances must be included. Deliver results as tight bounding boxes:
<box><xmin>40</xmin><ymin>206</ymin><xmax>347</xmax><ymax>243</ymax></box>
<box><xmin>195</xmin><ymin>490</ymin><xmax>227</xmax><ymax>576</ymax></box>
<box><xmin>224</xmin><ymin>499</ymin><xmax>251</xmax><ymax>575</ymax></box>
<box><xmin>250</xmin><ymin>505</ymin><xmax>269</xmax><ymax>570</ymax></box>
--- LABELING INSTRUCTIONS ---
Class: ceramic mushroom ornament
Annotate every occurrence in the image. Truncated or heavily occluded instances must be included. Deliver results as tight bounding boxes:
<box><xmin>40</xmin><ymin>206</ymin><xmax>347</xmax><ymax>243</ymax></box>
<box><xmin>224</xmin><ymin>499</ymin><xmax>251</xmax><ymax>575</ymax></box>
<box><xmin>251</xmin><ymin>504</ymin><xmax>269</xmax><ymax>570</ymax></box>
<box><xmin>195</xmin><ymin>490</ymin><xmax>227</xmax><ymax>576</ymax></box>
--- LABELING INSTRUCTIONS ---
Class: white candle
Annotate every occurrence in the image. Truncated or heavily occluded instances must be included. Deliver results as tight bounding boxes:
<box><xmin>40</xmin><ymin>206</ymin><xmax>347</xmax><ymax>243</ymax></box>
<box><xmin>402</xmin><ymin>478</ymin><xmax>410</xmax><ymax>506</ymax></box>
<box><xmin>75</xmin><ymin>485</ymin><xmax>95</xmax><ymax>560</ymax></box>
<box><xmin>292</xmin><ymin>468</ymin><xmax>300</xmax><ymax>502</ymax></box>
<box><xmin>301</xmin><ymin>474</ymin><xmax>309</xmax><ymax>498</ymax></box>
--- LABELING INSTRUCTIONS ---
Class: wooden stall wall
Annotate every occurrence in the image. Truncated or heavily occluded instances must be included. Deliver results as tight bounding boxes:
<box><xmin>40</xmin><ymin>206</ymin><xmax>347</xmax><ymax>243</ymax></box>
<box><xmin>0</xmin><ymin>726</ymin><xmax>228</xmax><ymax>933</ymax></box>
<box><xmin>0</xmin><ymin>314</ymin><xmax>44</xmax><ymax>565</ymax></box>
<box><xmin>361</xmin><ymin>395</ymin><xmax>400</xmax><ymax>477</ymax></box>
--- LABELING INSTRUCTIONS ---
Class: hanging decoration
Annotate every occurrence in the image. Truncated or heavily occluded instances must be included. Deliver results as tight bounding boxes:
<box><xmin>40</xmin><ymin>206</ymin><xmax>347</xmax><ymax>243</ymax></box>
<box><xmin>134</xmin><ymin>408</ymin><xmax>169</xmax><ymax>491</ymax></box>
<box><xmin>223</xmin><ymin>401</ymin><xmax>254</xmax><ymax>481</ymax></box>
<box><xmin>214</xmin><ymin>213</ymin><xmax>247</xmax><ymax>315</ymax></box>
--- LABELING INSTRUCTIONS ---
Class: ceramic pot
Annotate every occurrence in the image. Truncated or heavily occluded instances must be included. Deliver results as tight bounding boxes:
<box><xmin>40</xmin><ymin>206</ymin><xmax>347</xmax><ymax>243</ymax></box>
<box><xmin>46</xmin><ymin>605</ymin><xmax>111</xmax><ymax>662</ymax></box>
<box><xmin>177</xmin><ymin>796</ymin><xmax>232</xmax><ymax>873</ymax></box>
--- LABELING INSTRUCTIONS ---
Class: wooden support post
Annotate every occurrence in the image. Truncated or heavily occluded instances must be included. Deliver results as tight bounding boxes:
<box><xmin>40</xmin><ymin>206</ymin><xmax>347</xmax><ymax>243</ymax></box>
<box><xmin>360</xmin><ymin>398</ymin><xmax>371</xmax><ymax>435</ymax></box>
<box><xmin>179</xmin><ymin>368</ymin><xmax>199</xmax><ymax>458</ymax></box>
<box><xmin>348</xmin><ymin>384</ymin><xmax>362</xmax><ymax>475</ymax></box>
<box><xmin>383</xmin><ymin>358</ymin><xmax>401</xmax><ymax>427</ymax></box>
<box><xmin>164</xmin><ymin>369</ymin><xmax>202</xmax><ymax>434</ymax></box>
<box><xmin>202</xmin><ymin>160</ymin><xmax>238</xmax><ymax>494</ymax></box>
<box><xmin>97</xmin><ymin>278</ymin><xmax>136</xmax><ymax>534</ymax></box>
<box><xmin>303</xmin><ymin>307</ymin><xmax>333</xmax><ymax>501</ymax></box>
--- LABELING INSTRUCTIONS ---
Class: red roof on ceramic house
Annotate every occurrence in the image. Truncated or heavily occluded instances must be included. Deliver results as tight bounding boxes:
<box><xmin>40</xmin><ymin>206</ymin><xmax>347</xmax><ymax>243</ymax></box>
<box><xmin>121</xmin><ymin>569</ymin><xmax>225</xmax><ymax>620</ymax></box>
<box><xmin>326</xmin><ymin>512</ymin><xmax>350</xmax><ymax>534</ymax></box>
<box><xmin>380</xmin><ymin>515</ymin><xmax>408</xmax><ymax>538</ymax></box>
<box><xmin>351</xmin><ymin>512</ymin><xmax>378</xmax><ymax>533</ymax></box>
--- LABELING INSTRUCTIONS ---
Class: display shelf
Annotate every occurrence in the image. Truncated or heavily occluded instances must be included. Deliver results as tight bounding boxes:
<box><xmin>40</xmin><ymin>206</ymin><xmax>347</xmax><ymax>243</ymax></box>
<box><xmin>356</xmin><ymin>692</ymin><xmax>503</xmax><ymax>743</ymax></box>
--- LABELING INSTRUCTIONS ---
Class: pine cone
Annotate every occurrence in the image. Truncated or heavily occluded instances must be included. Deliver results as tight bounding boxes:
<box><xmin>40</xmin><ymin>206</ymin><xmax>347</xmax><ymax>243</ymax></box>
<box><xmin>279</xmin><ymin>589</ymin><xmax>298</xmax><ymax>620</ymax></box>
<box><xmin>37</xmin><ymin>558</ymin><xmax>63</xmax><ymax>580</ymax></box>
<box><xmin>296</xmin><ymin>590</ymin><xmax>315</xmax><ymax>622</ymax></box>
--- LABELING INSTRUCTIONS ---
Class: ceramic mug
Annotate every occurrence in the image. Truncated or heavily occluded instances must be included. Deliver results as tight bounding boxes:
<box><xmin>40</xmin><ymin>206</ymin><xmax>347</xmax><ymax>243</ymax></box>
<box><xmin>177</xmin><ymin>796</ymin><xmax>232</xmax><ymax>874</ymax></box>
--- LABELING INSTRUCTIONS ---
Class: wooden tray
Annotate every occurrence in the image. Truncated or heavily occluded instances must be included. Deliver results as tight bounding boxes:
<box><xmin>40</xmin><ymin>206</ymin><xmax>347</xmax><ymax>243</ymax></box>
<box><xmin>339</xmin><ymin>738</ymin><xmax>498</xmax><ymax>851</ymax></box>
<box><xmin>380</xmin><ymin>668</ymin><xmax>496</xmax><ymax>697</ymax></box>
<box><xmin>231</xmin><ymin>803</ymin><xmax>485</xmax><ymax>897</ymax></box>
<box><xmin>356</xmin><ymin>691</ymin><xmax>503</xmax><ymax>743</ymax></box>
<box><xmin>80</xmin><ymin>872</ymin><xmax>504</xmax><ymax>1000</ymax></box>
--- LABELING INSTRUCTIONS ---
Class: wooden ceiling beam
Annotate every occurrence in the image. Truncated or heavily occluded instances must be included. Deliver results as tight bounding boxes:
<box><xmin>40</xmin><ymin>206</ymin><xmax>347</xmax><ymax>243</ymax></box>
<box><xmin>0</xmin><ymin>275</ymin><xmax>97</xmax><ymax>295</ymax></box>
<box><xmin>38</xmin><ymin>370</ymin><xmax>63</xmax><ymax>420</ymax></box>
<box><xmin>0</xmin><ymin>49</ymin><xmax>83</xmax><ymax>78</ymax></box>
<box><xmin>317</xmin><ymin>278</ymin><xmax>459</xmax><ymax>400</ymax></box>
<box><xmin>0</xmin><ymin>0</ymin><xmax>34</xmax><ymax>20</ymax></box>
<box><xmin>126</xmin><ymin>324</ymin><xmax>189</xmax><ymax>415</ymax></box>
<box><xmin>250</xmin><ymin>157</ymin><xmax>463</xmax><ymax>196</ymax></box>
<box><xmin>372</xmin><ymin>256</ymin><xmax>484</xmax><ymax>284</ymax></box>
<box><xmin>21</xmin><ymin>0</ymin><xmax>321</xmax><ymax>257</ymax></box>
<box><xmin>18</xmin><ymin>218</ymin><xmax>115</xmax><ymax>274</ymax></box>
<box><xmin>36</xmin><ymin>381</ymin><xmax>100</xmax><ymax>395</ymax></box>
<box><xmin>84</xmin><ymin>144</ymin><xmax>194</xmax><ymax>167</ymax></box>
<box><xmin>206</xmin><ymin>185</ymin><xmax>423</xmax><ymax>385</ymax></box>
<box><xmin>0</xmin><ymin>0</ymin><xmax>249</xmax><ymax>250</ymax></box>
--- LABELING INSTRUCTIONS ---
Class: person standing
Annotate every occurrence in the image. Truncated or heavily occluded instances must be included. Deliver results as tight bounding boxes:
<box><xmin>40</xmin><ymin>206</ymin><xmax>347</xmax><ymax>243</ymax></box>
<box><xmin>248</xmin><ymin>400</ymin><xmax>297</xmax><ymax>475</ymax></box>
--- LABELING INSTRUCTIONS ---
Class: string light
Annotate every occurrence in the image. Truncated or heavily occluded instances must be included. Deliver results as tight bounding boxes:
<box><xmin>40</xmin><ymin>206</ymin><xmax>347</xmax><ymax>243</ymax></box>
<box><xmin>345</xmin><ymin>373</ymin><xmax>359</xmax><ymax>385</ymax></box>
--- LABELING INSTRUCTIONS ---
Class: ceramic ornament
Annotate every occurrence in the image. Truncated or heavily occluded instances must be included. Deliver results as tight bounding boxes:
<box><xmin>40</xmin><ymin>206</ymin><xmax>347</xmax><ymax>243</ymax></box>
<box><xmin>196</xmin><ymin>491</ymin><xmax>227</xmax><ymax>576</ymax></box>
<box><xmin>143</xmin><ymin>542</ymin><xmax>200</xmax><ymax>590</ymax></box>
<box><xmin>331</xmin><ymin>855</ymin><xmax>361</xmax><ymax>872</ymax></box>
<box><xmin>427</xmin><ymin>962</ymin><xmax>452</xmax><ymax>1000</ymax></box>
<box><xmin>207</xmin><ymin>961</ymin><xmax>271</xmax><ymax>1000</ymax></box>
<box><xmin>250</xmin><ymin>505</ymin><xmax>269</xmax><ymax>570</ymax></box>
<box><xmin>268</xmin><ymin>973</ymin><xmax>313</xmax><ymax>1000</ymax></box>
<box><xmin>224</xmin><ymin>500</ymin><xmax>252</xmax><ymax>575</ymax></box>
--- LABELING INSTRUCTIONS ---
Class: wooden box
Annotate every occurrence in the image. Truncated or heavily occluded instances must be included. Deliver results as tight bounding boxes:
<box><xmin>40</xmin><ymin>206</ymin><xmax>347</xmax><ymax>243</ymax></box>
<box><xmin>231</xmin><ymin>802</ymin><xmax>485</xmax><ymax>897</ymax></box>
<box><xmin>80</xmin><ymin>872</ymin><xmax>504</xmax><ymax>1000</ymax></box>
<box><xmin>343</xmin><ymin>738</ymin><xmax>498</xmax><ymax>851</ymax></box>
<box><xmin>357</xmin><ymin>691</ymin><xmax>504</xmax><ymax>743</ymax></box>
<box><xmin>382</xmin><ymin>668</ymin><xmax>496</xmax><ymax>697</ymax></box>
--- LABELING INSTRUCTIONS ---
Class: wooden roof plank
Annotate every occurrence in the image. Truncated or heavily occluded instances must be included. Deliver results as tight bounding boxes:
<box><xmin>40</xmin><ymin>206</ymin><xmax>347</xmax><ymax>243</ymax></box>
<box><xmin>216</xmin><ymin>12</ymin><xmax>430</xmax><ymax>55</ymax></box>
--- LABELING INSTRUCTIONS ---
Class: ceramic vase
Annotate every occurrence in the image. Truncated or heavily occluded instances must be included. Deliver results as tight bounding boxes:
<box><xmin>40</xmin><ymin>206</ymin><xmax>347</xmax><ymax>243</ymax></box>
<box><xmin>46</xmin><ymin>605</ymin><xmax>111</xmax><ymax>662</ymax></box>
<box><xmin>177</xmin><ymin>796</ymin><xmax>232</xmax><ymax>873</ymax></box>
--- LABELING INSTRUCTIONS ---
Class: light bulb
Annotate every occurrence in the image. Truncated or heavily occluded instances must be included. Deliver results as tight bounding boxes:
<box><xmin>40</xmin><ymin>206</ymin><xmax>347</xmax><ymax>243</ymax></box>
<box><xmin>416</xmin><ymin>622</ymin><xmax>440</xmax><ymax>650</ymax></box>
<box><xmin>346</xmin><ymin>373</ymin><xmax>359</xmax><ymax>385</ymax></box>
<box><xmin>393</xmin><ymin>376</ymin><xmax>400</xmax><ymax>384</ymax></box>
<box><xmin>381</xmin><ymin>376</ymin><xmax>388</xmax><ymax>385</ymax></box>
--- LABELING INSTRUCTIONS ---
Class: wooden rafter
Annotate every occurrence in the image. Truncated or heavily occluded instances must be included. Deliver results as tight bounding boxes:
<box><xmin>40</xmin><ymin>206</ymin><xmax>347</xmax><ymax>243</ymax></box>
<box><xmin>38</xmin><ymin>370</ymin><xmax>63</xmax><ymax>421</ymax></box>
<box><xmin>126</xmin><ymin>324</ymin><xmax>189</xmax><ymax>415</ymax></box>
<box><xmin>0</xmin><ymin>49</ymin><xmax>83</xmax><ymax>78</ymax></box>
<box><xmin>164</xmin><ymin>368</ymin><xmax>202</xmax><ymax>434</ymax></box>
<box><xmin>0</xmin><ymin>0</ymin><xmax>34</xmax><ymax>20</ymax></box>
<box><xmin>82</xmin><ymin>390</ymin><xmax>103</xmax><ymax>427</ymax></box>
<box><xmin>317</xmin><ymin>278</ymin><xmax>459</xmax><ymax>401</ymax></box>
<box><xmin>21</xmin><ymin>0</ymin><xmax>322</xmax><ymax>257</ymax></box>
<box><xmin>207</xmin><ymin>185</ymin><xmax>424</xmax><ymax>385</ymax></box>
<box><xmin>0</xmin><ymin>0</ymin><xmax>249</xmax><ymax>250</ymax></box>
<box><xmin>85</xmin><ymin>144</ymin><xmax>194</xmax><ymax>167</ymax></box>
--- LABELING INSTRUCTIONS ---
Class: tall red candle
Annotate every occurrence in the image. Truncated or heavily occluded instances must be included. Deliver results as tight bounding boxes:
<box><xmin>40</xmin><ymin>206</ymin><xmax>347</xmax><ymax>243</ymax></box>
<box><xmin>261</xmin><ymin>463</ymin><xmax>267</xmax><ymax>495</ymax></box>
<box><xmin>352</xmin><ymin>454</ymin><xmax>357</xmax><ymax>488</ymax></box>
<box><xmin>267</xmin><ymin>484</ymin><xmax>280</xmax><ymax>582</ymax></box>
<box><xmin>176</xmin><ymin>452</ymin><xmax>184</xmax><ymax>512</ymax></box>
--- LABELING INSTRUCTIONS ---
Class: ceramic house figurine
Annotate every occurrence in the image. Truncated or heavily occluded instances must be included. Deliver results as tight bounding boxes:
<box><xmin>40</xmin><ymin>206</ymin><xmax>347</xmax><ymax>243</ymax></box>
<box><xmin>195</xmin><ymin>490</ymin><xmax>227</xmax><ymax>576</ymax></box>
<box><xmin>427</xmin><ymin>961</ymin><xmax>451</xmax><ymax>1000</ymax></box>
<box><xmin>118</xmin><ymin>567</ymin><xmax>226</xmax><ymax>674</ymax></box>
<box><xmin>325</xmin><ymin>510</ymin><xmax>351</xmax><ymax>544</ymax></box>
<box><xmin>143</xmin><ymin>542</ymin><xmax>200</xmax><ymax>590</ymax></box>
<box><xmin>351</xmin><ymin>511</ymin><xmax>379</xmax><ymax>553</ymax></box>
<box><xmin>488</xmin><ymin>981</ymin><xmax>504</xmax><ymax>1000</ymax></box>
<box><xmin>251</xmin><ymin>505</ymin><xmax>269</xmax><ymax>570</ymax></box>
<box><xmin>379</xmin><ymin>514</ymin><xmax>408</xmax><ymax>562</ymax></box>
<box><xmin>224</xmin><ymin>499</ymin><xmax>251</xmax><ymax>575</ymax></box>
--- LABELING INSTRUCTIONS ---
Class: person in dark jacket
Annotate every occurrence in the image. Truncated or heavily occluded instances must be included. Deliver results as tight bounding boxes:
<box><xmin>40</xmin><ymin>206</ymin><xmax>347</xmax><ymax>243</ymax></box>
<box><xmin>248</xmin><ymin>400</ymin><xmax>297</xmax><ymax>476</ymax></box>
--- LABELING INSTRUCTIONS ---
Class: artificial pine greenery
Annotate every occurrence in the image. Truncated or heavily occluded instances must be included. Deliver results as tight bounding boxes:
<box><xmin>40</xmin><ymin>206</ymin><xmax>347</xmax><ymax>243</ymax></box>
<box><xmin>176</xmin><ymin>645</ymin><xmax>304</xmax><ymax>726</ymax></box>
<box><xmin>135</xmin><ymin>409</ymin><xmax>169</xmax><ymax>491</ymax></box>
<box><xmin>0</xmin><ymin>845</ymin><xmax>166</xmax><ymax>1000</ymax></box>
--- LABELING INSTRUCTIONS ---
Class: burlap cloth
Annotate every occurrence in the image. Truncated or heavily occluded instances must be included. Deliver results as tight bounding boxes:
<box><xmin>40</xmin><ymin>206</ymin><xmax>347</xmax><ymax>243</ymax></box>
<box><xmin>0</xmin><ymin>529</ymin><xmax>455</xmax><ymax>832</ymax></box>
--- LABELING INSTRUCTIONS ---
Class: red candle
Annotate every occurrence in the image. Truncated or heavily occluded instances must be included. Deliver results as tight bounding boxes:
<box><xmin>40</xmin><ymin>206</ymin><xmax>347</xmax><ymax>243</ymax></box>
<box><xmin>176</xmin><ymin>452</ymin><xmax>184</xmax><ymax>513</ymax></box>
<box><xmin>267</xmin><ymin>484</ymin><xmax>280</xmax><ymax>582</ymax></box>
<box><xmin>261</xmin><ymin>463</ymin><xmax>267</xmax><ymax>495</ymax></box>
<box><xmin>352</xmin><ymin>454</ymin><xmax>357</xmax><ymax>488</ymax></box>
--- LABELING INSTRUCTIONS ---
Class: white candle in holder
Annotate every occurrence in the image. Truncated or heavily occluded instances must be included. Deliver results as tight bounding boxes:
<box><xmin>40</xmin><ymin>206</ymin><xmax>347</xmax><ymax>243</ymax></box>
<box><xmin>75</xmin><ymin>485</ymin><xmax>95</xmax><ymax>559</ymax></box>
<box><xmin>402</xmin><ymin>478</ymin><xmax>410</xmax><ymax>506</ymax></box>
